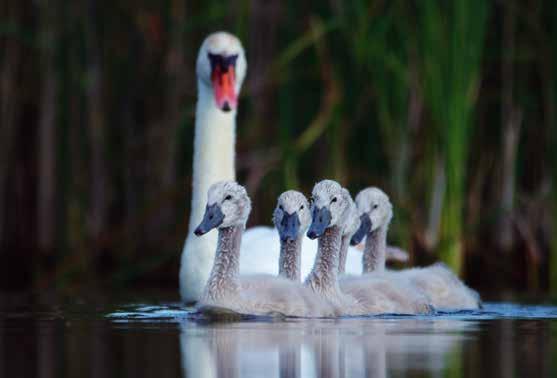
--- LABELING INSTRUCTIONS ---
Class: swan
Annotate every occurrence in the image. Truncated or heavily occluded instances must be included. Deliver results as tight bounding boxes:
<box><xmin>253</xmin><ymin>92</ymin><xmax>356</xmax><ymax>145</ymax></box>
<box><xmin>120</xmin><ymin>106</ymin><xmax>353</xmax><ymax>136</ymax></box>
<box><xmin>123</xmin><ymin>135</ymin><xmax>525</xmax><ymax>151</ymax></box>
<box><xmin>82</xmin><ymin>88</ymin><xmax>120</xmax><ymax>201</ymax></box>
<box><xmin>179</xmin><ymin>32</ymin><xmax>248</xmax><ymax>303</ymax></box>
<box><xmin>350</xmin><ymin>187</ymin><xmax>481</xmax><ymax>310</ymax></box>
<box><xmin>178</xmin><ymin>32</ymin><xmax>401</xmax><ymax>304</ymax></box>
<box><xmin>305</xmin><ymin>180</ymin><xmax>431</xmax><ymax>315</ymax></box>
<box><xmin>272</xmin><ymin>190</ymin><xmax>312</xmax><ymax>282</ymax></box>
<box><xmin>303</xmin><ymin>180</ymin><xmax>363</xmax><ymax>316</ymax></box>
<box><xmin>193</xmin><ymin>181</ymin><xmax>337</xmax><ymax>317</ymax></box>
<box><xmin>337</xmin><ymin>190</ymin><xmax>410</xmax><ymax>272</ymax></box>
<box><xmin>179</xmin><ymin>32</ymin><xmax>407</xmax><ymax>303</ymax></box>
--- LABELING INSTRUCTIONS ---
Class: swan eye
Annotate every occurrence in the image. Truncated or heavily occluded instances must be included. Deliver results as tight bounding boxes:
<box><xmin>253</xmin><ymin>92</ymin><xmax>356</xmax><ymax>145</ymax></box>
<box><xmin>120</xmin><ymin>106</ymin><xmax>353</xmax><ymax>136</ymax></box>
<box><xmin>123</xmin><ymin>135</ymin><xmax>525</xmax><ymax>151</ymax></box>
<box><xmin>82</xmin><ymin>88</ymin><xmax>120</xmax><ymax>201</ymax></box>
<box><xmin>279</xmin><ymin>205</ymin><xmax>283</xmax><ymax>211</ymax></box>
<box><xmin>331</xmin><ymin>197</ymin><xmax>337</xmax><ymax>203</ymax></box>
<box><xmin>300</xmin><ymin>205</ymin><xmax>304</xmax><ymax>210</ymax></box>
<box><xmin>372</xmin><ymin>204</ymin><xmax>378</xmax><ymax>210</ymax></box>
<box><xmin>224</xmin><ymin>195</ymin><xmax>232</xmax><ymax>201</ymax></box>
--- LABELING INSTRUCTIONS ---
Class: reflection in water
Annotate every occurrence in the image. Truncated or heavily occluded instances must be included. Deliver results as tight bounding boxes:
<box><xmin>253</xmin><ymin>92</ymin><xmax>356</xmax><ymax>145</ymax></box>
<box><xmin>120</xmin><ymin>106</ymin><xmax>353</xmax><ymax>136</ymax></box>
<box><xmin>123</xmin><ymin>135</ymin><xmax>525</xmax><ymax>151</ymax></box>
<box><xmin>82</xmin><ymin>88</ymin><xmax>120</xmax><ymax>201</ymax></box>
<box><xmin>180</xmin><ymin>317</ymin><xmax>474</xmax><ymax>378</ymax></box>
<box><xmin>2</xmin><ymin>298</ymin><xmax>557</xmax><ymax>378</ymax></box>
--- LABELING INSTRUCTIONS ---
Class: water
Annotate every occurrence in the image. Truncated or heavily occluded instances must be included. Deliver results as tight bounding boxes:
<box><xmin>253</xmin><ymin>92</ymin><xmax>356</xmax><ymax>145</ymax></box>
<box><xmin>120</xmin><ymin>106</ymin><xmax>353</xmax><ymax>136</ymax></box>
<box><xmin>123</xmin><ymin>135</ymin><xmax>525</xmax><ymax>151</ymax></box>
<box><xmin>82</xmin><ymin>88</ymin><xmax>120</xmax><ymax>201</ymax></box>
<box><xmin>1</xmin><ymin>293</ymin><xmax>557</xmax><ymax>378</ymax></box>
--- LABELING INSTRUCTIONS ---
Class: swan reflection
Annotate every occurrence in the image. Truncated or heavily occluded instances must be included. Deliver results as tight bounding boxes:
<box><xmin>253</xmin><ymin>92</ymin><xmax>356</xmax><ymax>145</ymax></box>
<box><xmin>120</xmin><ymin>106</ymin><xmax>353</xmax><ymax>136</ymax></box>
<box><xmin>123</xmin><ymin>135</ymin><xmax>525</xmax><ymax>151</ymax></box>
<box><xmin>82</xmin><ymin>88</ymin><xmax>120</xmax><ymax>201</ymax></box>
<box><xmin>180</xmin><ymin>317</ymin><xmax>474</xmax><ymax>378</ymax></box>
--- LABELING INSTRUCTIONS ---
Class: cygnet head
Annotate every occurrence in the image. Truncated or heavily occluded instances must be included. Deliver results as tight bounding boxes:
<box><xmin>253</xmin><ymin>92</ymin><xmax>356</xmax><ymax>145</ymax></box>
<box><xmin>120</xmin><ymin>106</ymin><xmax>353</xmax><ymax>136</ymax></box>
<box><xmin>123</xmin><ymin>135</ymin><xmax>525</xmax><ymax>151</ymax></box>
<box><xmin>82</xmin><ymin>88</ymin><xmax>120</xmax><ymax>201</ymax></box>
<box><xmin>350</xmin><ymin>187</ymin><xmax>393</xmax><ymax>245</ymax></box>
<box><xmin>194</xmin><ymin>181</ymin><xmax>251</xmax><ymax>236</ymax></box>
<box><xmin>197</xmin><ymin>32</ymin><xmax>247</xmax><ymax>112</ymax></box>
<box><xmin>307</xmin><ymin>180</ymin><xmax>352</xmax><ymax>239</ymax></box>
<box><xmin>273</xmin><ymin>190</ymin><xmax>311</xmax><ymax>242</ymax></box>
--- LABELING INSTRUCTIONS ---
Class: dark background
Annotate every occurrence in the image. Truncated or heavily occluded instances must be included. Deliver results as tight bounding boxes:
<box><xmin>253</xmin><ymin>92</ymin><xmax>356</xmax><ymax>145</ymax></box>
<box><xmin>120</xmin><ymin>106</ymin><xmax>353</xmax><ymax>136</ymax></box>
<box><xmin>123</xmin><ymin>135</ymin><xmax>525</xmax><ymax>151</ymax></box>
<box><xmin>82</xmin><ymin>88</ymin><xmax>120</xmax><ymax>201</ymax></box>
<box><xmin>0</xmin><ymin>0</ymin><xmax>555</xmax><ymax>297</ymax></box>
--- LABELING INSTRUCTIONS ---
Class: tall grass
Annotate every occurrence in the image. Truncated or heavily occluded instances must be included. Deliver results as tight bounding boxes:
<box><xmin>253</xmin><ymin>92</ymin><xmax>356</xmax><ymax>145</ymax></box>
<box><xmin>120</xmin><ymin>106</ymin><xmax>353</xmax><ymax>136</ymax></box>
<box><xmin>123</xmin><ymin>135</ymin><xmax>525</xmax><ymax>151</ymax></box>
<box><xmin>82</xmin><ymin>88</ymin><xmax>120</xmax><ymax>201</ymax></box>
<box><xmin>344</xmin><ymin>2</ymin><xmax>411</xmax><ymax>195</ymax></box>
<box><xmin>417</xmin><ymin>1</ymin><xmax>489</xmax><ymax>273</ymax></box>
<box><xmin>332</xmin><ymin>1</ymin><xmax>416</xmax><ymax>249</ymax></box>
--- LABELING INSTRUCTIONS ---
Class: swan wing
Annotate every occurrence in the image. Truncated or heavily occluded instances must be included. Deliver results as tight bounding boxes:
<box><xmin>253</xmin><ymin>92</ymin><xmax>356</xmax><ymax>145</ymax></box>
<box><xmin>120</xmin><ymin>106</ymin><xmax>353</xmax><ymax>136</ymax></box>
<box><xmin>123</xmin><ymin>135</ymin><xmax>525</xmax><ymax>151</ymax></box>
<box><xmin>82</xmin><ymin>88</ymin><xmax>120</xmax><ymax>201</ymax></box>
<box><xmin>397</xmin><ymin>263</ymin><xmax>481</xmax><ymax>310</ymax></box>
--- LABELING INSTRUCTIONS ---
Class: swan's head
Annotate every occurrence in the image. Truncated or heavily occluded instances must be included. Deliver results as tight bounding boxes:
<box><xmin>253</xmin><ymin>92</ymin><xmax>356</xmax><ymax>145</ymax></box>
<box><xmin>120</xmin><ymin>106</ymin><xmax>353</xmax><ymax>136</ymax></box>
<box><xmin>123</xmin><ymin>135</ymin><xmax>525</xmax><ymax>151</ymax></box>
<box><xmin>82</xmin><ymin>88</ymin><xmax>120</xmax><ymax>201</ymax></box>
<box><xmin>307</xmin><ymin>180</ymin><xmax>352</xmax><ymax>239</ymax></box>
<box><xmin>197</xmin><ymin>31</ymin><xmax>247</xmax><ymax>112</ymax></box>
<box><xmin>273</xmin><ymin>190</ymin><xmax>311</xmax><ymax>242</ymax></box>
<box><xmin>194</xmin><ymin>181</ymin><xmax>251</xmax><ymax>235</ymax></box>
<box><xmin>350</xmin><ymin>187</ymin><xmax>393</xmax><ymax>245</ymax></box>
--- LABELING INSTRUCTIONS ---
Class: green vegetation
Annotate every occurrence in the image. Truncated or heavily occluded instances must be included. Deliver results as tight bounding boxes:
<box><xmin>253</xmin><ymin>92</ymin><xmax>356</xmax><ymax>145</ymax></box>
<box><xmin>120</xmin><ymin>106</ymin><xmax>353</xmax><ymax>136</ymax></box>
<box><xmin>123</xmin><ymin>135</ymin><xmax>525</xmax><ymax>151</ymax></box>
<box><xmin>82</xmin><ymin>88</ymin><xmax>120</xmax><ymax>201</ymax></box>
<box><xmin>417</xmin><ymin>0</ymin><xmax>489</xmax><ymax>273</ymax></box>
<box><xmin>0</xmin><ymin>0</ymin><xmax>555</xmax><ymax>293</ymax></box>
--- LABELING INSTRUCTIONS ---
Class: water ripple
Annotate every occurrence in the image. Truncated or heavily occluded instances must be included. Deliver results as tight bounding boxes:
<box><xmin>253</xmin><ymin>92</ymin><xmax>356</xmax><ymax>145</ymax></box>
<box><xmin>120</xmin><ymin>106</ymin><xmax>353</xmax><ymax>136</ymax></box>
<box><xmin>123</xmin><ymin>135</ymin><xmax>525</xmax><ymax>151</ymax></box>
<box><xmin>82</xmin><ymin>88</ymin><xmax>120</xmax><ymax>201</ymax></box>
<box><xmin>105</xmin><ymin>302</ymin><xmax>557</xmax><ymax>323</ymax></box>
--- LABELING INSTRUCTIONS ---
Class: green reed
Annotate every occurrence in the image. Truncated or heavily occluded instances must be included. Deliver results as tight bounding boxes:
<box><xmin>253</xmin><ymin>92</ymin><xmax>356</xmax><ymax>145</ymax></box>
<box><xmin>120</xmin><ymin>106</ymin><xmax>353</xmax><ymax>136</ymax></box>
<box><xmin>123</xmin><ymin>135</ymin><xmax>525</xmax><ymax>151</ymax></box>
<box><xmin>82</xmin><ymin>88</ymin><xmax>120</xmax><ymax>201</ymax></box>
<box><xmin>335</xmin><ymin>0</ymin><xmax>415</xmax><ymax>249</ymax></box>
<box><xmin>4</xmin><ymin>0</ymin><xmax>557</xmax><ymax>290</ymax></box>
<box><xmin>417</xmin><ymin>0</ymin><xmax>489</xmax><ymax>272</ymax></box>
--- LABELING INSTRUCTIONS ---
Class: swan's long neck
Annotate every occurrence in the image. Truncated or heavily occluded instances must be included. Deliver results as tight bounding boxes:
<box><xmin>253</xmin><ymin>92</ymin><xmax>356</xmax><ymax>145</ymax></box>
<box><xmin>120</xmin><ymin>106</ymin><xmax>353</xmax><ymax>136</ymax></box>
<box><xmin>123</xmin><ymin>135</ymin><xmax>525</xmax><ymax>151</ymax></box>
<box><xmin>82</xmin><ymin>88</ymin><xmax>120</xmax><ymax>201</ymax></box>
<box><xmin>362</xmin><ymin>226</ymin><xmax>387</xmax><ymax>273</ymax></box>
<box><xmin>338</xmin><ymin>235</ymin><xmax>350</xmax><ymax>275</ymax></box>
<box><xmin>279</xmin><ymin>237</ymin><xmax>302</xmax><ymax>281</ymax></box>
<box><xmin>180</xmin><ymin>83</ymin><xmax>237</xmax><ymax>303</ymax></box>
<box><xmin>188</xmin><ymin>83</ymin><xmax>236</xmax><ymax>233</ymax></box>
<box><xmin>305</xmin><ymin>226</ymin><xmax>342</xmax><ymax>294</ymax></box>
<box><xmin>202</xmin><ymin>225</ymin><xmax>243</xmax><ymax>302</ymax></box>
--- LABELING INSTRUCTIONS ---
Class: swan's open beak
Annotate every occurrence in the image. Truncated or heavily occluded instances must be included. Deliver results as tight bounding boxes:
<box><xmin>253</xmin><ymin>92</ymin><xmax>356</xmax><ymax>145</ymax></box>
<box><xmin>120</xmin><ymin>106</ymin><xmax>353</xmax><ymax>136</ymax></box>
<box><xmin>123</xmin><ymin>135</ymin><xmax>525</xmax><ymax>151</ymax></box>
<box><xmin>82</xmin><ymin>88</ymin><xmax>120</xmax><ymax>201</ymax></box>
<box><xmin>210</xmin><ymin>54</ymin><xmax>238</xmax><ymax>112</ymax></box>
<box><xmin>194</xmin><ymin>204</ymin><xmax>224</xmax><ymax>236</ymax></box>
<box><xmin>350</xmin><ymin>214</ymin><xmax>372</xmax><ymax>246</ymax></box>
<box><xmin>278</xmin><ymin>212</ymin><xmax>301</xmax><ymax>242</ymax></box>
<box><xmin>307</xmin><ymin>207</ymin><xmax>332</xmax><ymax>239</ymax></box>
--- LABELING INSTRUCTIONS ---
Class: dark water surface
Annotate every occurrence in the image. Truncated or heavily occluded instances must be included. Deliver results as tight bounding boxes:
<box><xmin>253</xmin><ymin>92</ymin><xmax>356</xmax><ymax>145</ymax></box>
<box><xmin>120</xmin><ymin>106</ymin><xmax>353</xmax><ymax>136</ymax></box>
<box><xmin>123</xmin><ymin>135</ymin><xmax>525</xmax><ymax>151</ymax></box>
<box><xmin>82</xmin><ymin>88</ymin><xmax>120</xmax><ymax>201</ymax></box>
<box><xmin>1</xmin><ymin>292</ymin><xmax>557</xmax><ymax>378</ymax></box>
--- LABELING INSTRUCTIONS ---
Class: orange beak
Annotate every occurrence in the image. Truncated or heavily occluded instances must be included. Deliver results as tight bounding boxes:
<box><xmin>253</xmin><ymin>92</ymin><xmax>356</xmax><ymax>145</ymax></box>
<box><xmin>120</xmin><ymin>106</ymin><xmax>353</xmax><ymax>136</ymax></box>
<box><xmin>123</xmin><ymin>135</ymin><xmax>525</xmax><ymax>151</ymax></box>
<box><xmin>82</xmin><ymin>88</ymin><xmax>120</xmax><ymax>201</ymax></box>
<box><xmin>211</xmin><ymin>65</ymin><xmax>237</xmax><ymax>112</ymax></box>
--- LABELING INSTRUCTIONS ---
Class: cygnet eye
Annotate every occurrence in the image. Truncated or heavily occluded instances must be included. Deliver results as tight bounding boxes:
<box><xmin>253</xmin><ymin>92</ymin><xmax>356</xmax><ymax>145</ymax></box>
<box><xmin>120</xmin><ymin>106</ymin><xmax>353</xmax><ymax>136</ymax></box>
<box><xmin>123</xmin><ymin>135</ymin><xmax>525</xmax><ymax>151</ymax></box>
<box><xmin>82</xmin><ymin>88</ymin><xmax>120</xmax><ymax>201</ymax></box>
<box><xmin>372</xmin><ymin>204</ymin><xmax>378</xmax><ymax>210</ymax></box>
<box><xmin>279</xmin><ymin>205</ymin><xmax>283</xmax><ymax>210</ymax></box>
<box><xmin>300</xmin><ymin>205</ymin><xmax>304</xmax><ymax>210</ymax></box>
<box><xmin>331</xmin><ymin>197</ymin><xmax>337</xmax><ymax>203</ymax></box>
<box><xmin>224</xmin><ymin>195</ymin><xmax>232</xmax><ymax>201</ymax></box>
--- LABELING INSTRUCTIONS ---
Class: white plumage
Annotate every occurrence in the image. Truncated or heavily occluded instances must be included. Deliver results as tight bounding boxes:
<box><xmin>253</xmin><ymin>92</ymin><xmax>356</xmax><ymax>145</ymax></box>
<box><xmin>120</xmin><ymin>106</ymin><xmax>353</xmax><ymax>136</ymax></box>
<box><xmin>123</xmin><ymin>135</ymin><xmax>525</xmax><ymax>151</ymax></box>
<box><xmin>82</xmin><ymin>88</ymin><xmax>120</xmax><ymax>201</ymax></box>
<box><xmin>180</xmin><ymin>32</ymin><xmax>366</xmax><ymax>303</ymax></box>
<box><xmin>304</xmin><ymin>180</ymin><xmax>433</xmax><ymax>316</ymax></box>
<box><xmin>241</xmin><ymin>226</ymin><xmax>366</xmax><ymax>277</ymax></box>
<box><xmin>350</xmin><ymin>187</ymin><xmax>481</xmax><ymax>310</ymax></box>
<box><xmin>193</xmin><ymin>181</ymin><xmax>337</xmax><ymax>317</ymax></box>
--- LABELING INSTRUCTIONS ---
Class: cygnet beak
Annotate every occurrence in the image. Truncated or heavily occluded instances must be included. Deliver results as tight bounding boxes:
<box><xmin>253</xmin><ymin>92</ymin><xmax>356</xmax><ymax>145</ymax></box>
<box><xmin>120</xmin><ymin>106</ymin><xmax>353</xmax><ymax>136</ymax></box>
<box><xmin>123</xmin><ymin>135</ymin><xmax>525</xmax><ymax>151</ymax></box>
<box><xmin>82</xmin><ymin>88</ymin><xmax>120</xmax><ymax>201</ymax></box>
<box><xmin>278</xmin><ymin>211</ymin><xmax>301</xmax><ymax>242</ymax></box>
<box><xmin>350</xmin><ymin>214</ymin><xmax>372</xmax><ymax>246</ymax></box>
<box><xmin>307</xmin><ymin>207</ymin><xmax>332</xmax><ymax>239</ymax></box>
<box><xmin>194</xmin><ymin>203</ymin><xmax>225</xmax><ymax>236</ymax></box>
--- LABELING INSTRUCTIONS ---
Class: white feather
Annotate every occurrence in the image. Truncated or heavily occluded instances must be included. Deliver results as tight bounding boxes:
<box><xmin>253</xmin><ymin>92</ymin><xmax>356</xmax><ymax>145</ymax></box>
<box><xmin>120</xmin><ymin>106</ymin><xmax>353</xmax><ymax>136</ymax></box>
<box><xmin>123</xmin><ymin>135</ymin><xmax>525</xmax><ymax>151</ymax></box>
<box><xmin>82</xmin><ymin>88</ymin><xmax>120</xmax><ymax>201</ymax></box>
<box><xmin>240</xmin><ymin>226</ymin><xmax>364</xmax><ymax>278</ymax></box>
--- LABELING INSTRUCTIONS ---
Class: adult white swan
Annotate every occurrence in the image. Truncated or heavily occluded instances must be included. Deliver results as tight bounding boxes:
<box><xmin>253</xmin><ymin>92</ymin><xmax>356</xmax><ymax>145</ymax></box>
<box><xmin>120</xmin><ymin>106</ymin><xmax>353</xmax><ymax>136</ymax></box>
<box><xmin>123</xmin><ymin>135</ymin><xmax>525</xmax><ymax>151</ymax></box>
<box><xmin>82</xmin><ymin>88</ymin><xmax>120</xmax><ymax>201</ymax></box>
<box><xmin>180</xmin><ymin>32</ymin><xmax>247</xmax><ymax>303</ymax></box>
<box><xmin>179</xmin><ymin>32</ymin><xmax>403</xmax><ymax>303</ymax></box>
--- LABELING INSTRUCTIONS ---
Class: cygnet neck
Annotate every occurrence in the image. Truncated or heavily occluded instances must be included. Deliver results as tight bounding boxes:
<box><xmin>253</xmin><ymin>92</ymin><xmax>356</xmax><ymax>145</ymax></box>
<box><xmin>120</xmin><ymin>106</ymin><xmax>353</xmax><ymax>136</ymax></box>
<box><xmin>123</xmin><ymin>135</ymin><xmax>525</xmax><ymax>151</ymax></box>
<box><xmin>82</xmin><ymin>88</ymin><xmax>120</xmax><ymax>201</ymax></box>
<box><xmin>305</xmin><ymin>225</ymin><xmax>342</xmax><ymax>294</ymax></box>
<box><xmin>338</xmin><ymin>234</ymin><xmax>350</xmax><ymax>274</ymax></box>
<box><xmin>202</xmin><ymin>224</ymin><xmax>243</xmax><ymax>302</ymax></box>
<box><xmin>362</xmin><ymin>225</ymin><xmax>387</xmax><ymax>273</ymax></box>
<box><xmin>279</xmin><ymin>237</ymin><xmax>303</xmax><ymax>281</ymax></box>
